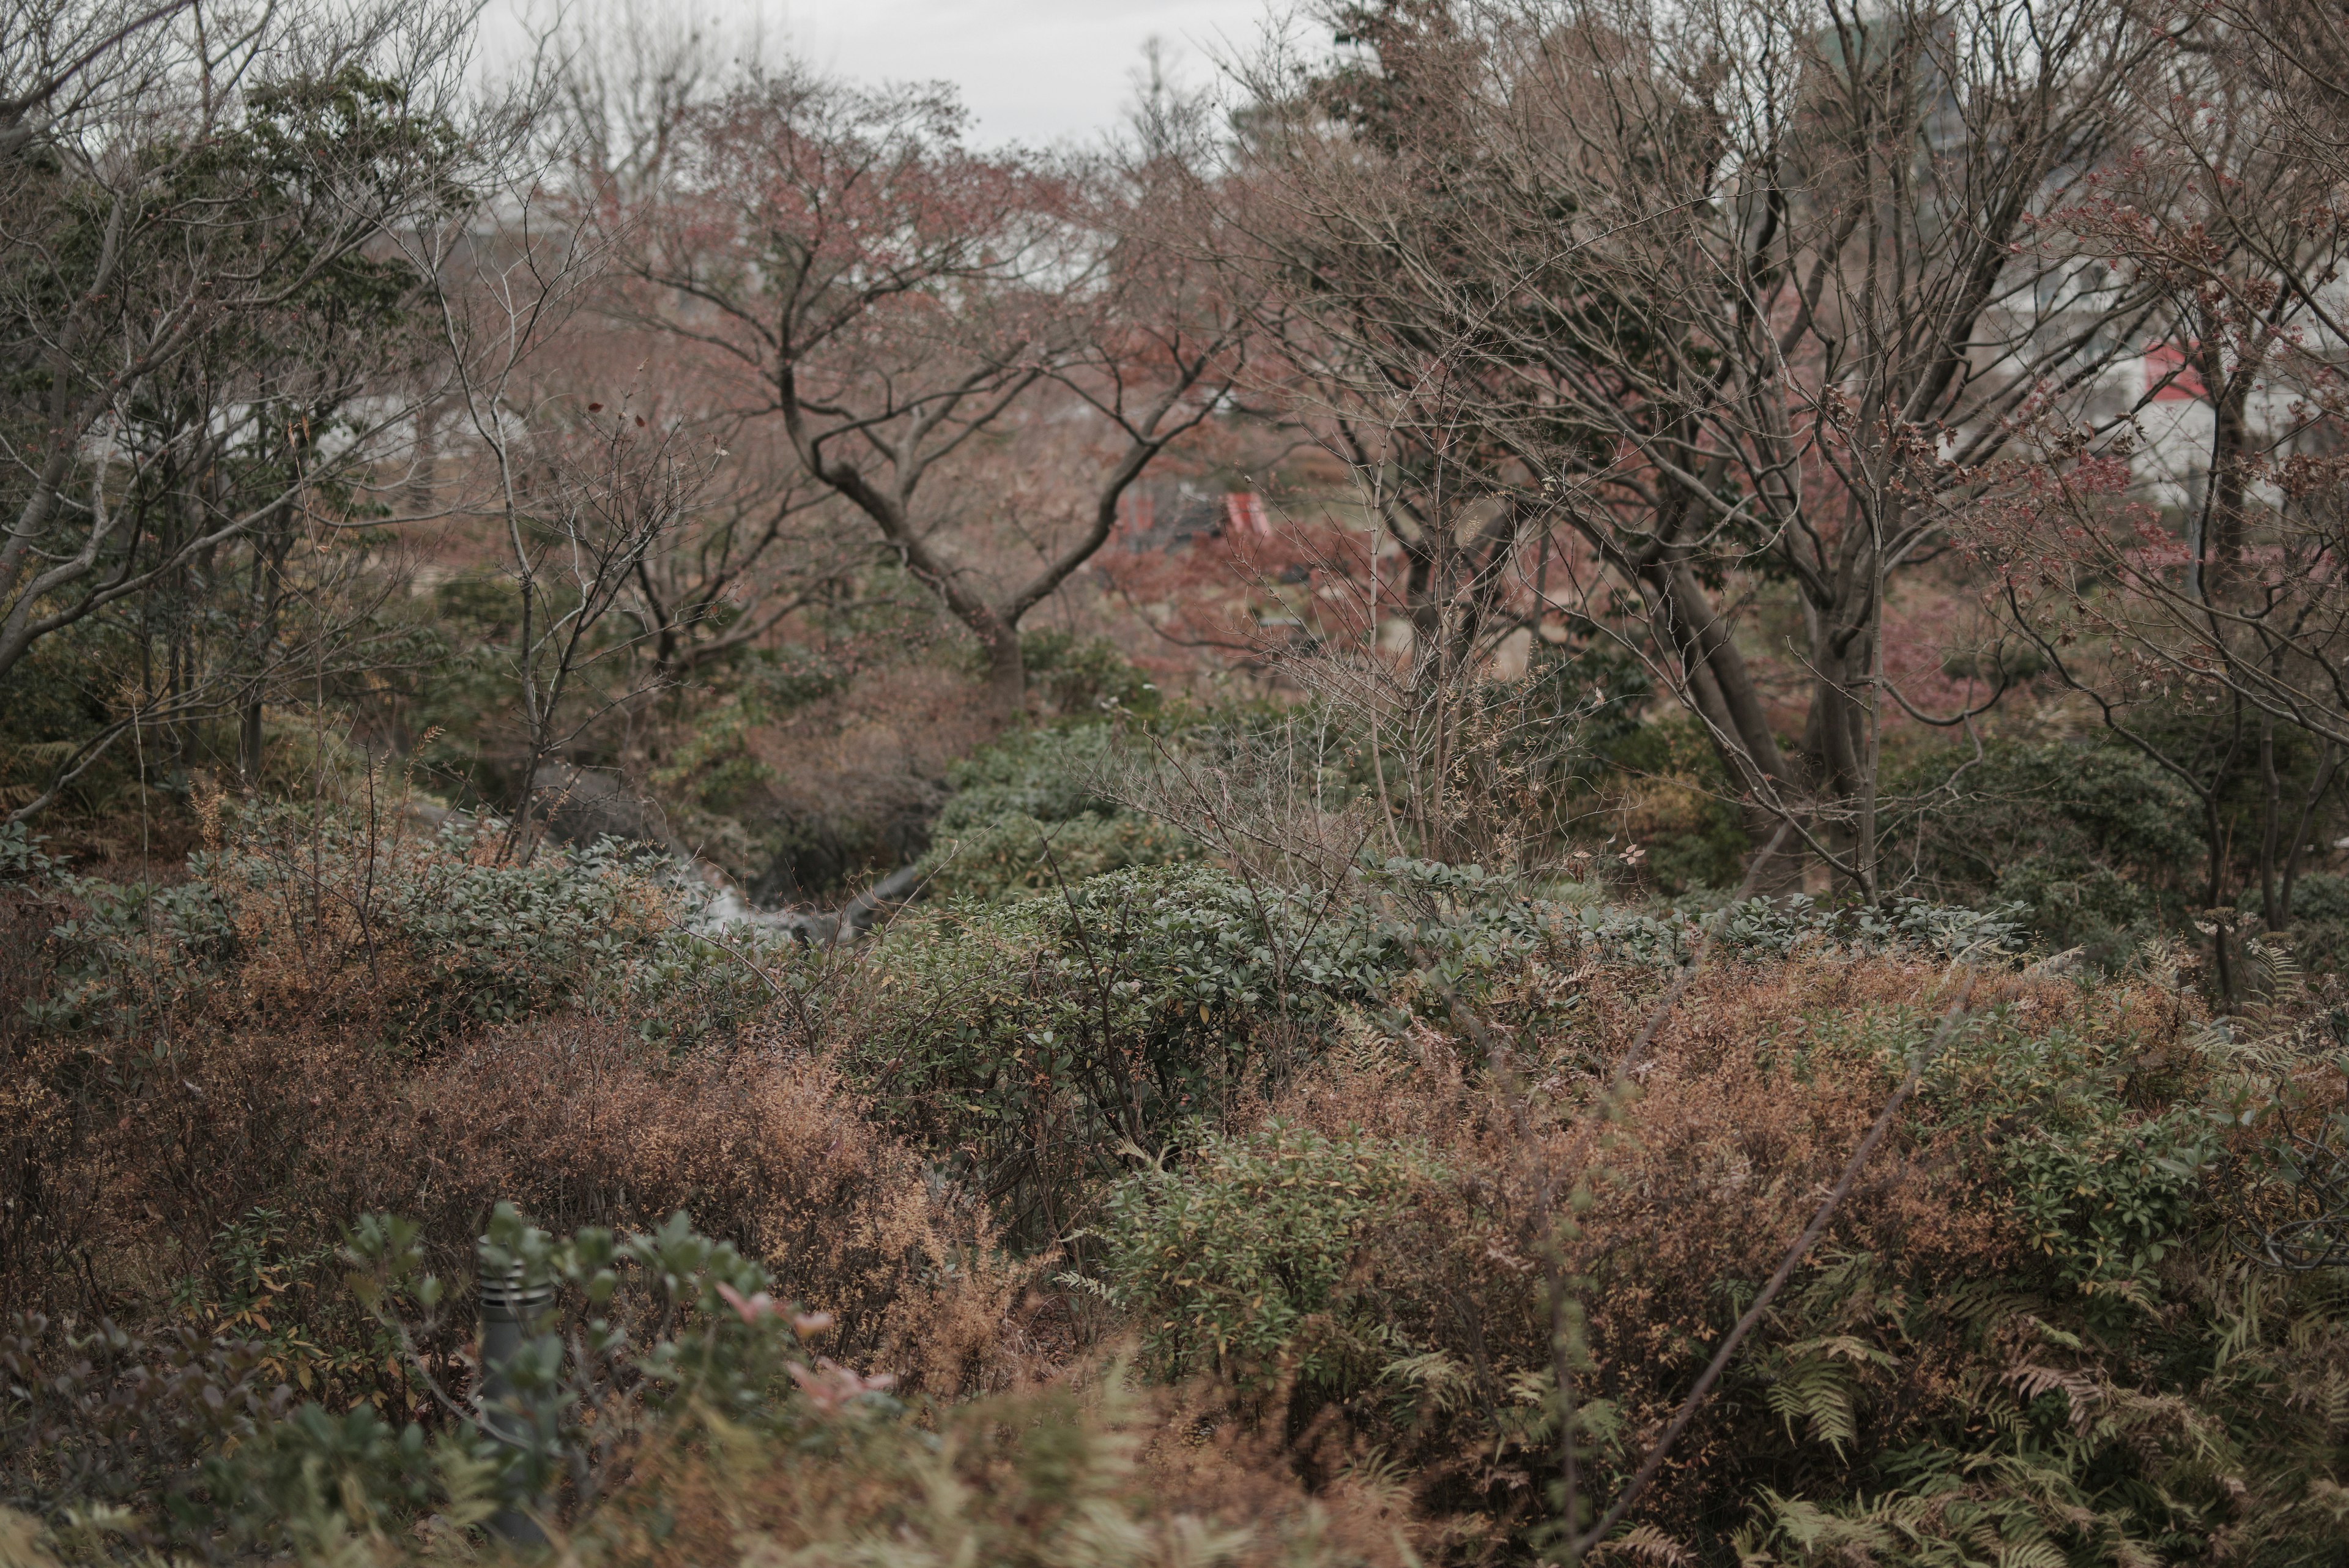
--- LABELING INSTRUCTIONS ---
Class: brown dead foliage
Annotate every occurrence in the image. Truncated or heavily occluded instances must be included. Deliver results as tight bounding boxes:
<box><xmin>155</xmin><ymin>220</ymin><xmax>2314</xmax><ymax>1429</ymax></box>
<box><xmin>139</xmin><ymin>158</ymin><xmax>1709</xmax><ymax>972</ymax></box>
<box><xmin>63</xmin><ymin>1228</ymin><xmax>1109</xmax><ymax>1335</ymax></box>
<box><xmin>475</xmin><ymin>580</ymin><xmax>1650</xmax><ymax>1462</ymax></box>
<box><xmin>1249</xmin><ymin>950</ymin><xmax>2202</xmax><ymax>1547</ymax></box>
<box><xmin>584</xmin><ymin>1373</ymin><xmax>1422</xmax><ymax>1568</ymax></box>
<box><xmin>5</xmin><ymin>1006</ymin><xmax>1026</xmax><ymax>1400</ymax></box>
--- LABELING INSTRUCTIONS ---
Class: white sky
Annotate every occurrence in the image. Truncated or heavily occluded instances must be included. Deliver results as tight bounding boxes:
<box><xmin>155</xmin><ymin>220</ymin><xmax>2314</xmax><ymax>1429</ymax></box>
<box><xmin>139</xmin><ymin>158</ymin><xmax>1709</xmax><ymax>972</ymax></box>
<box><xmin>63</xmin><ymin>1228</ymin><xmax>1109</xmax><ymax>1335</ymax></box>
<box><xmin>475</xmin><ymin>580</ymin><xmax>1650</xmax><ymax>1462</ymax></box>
<box><xmin>782</xmin><ymin>0</ymin><xmax>1280</xmax><ymax>145</ymax></box>
<box><xmin>498</xmin><ymin>0</ymin><xmax>1294</xmax><ymax>148</ymax></box>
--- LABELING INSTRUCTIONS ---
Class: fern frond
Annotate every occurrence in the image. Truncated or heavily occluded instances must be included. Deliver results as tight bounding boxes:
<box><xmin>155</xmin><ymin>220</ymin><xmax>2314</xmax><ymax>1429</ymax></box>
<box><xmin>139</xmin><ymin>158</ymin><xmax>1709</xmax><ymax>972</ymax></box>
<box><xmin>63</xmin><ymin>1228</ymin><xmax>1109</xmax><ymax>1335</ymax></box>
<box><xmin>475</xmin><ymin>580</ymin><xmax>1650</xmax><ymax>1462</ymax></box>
<box><xmin>1757</xmin><ymin>1337</ymin><xmax>1888</xmax><ymax>1457</ymax></box>
<box><xmin>1589</xmin><ymin>1523</ymin><xmax>1694</xmax><ymax>1568</ymax></box>
<box><xmin>1382</xmin><ymin>1350</ymin><xmax>1476</xmax><ymax>1416</ymax></box>
<box><xmin>1994</xmin><ymin>1540</ymin><xmax>2068</xmax><ymax>1568</ymax></box>
<box><xmin>2002</xmin><ymin>1363</ymin><xmax>2104</xmax><ymax>1432</ymax></box>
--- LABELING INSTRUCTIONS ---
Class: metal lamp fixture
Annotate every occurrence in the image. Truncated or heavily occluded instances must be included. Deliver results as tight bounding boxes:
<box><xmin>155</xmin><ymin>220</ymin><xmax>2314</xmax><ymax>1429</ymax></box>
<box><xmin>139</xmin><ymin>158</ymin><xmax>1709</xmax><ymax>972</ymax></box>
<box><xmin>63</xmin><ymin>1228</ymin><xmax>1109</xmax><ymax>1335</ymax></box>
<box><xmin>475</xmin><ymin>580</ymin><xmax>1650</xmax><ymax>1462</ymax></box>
<box><xmin>477</xmin><ymin>1243</ymin><xmax>558</xmax><ymax>1545</ymax></box>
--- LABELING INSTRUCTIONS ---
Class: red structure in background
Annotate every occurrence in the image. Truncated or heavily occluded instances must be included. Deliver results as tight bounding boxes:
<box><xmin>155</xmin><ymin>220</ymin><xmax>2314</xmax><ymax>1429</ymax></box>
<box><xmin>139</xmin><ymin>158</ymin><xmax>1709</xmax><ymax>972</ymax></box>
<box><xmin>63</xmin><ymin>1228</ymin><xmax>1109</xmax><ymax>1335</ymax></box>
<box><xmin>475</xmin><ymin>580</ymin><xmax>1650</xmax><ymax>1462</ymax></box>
<box><xmin>2144</xmin><ymin>342</ymin><xmax>2209</xmax><ymax>402</ymax></box>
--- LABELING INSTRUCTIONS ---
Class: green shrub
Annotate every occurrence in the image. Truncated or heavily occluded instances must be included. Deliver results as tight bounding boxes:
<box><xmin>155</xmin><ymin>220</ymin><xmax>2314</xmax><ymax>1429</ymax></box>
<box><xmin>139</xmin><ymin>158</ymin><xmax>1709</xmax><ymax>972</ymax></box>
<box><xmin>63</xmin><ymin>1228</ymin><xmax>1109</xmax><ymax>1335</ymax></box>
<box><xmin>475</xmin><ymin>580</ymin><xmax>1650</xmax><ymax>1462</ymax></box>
<box><xmin>21</xmin><ymin>805</ymin><xmax>792</xmax><ymax>1047</ymax></box>
<box><xmin>839</xmin><ymin>863</ymin><xmax>1428</xmax><ymax>1242</ymax></box>
<box><xmin>4</xmin><ymin>1206</ymin><xmax>880</xmax><ymax>1555</ymax></box>
<box><xmin>2272</xmin><ymin>869</ymin><xmax>2349</xmax><ymax>972</ymax></box>
<box><xmin>1995</xmin><ymin>852</ymin><xmax>2162</xmax><ymax>969</ymax></box>
<box><xmin>1019</xmin><ymin>628</ymin><xmax>1162</xmax><ymax>716</ymax></box>
<box><xmin>920</xmin><ymin>725</ymin><xmax>1198</xmax><ymax>902</ymax></box>
<box><xmin>1</xmin><ymin>1313</ymin><xmax>296</xmax><ymax>1548</ymax></box>
<box><xmin>1093</xmin><ymin>1122</ymin><xmax>1429</xmax><ymax>1391</ymax></box>
<box><xmin>926</xmin><ymin>808</ymin><xmax>1200</xmax><ymax>904</ymax></box>
<box><xmin>1924</xmin><ymin>1007</ymin><xmax>2215</xmax><ymax>1304</ymax></box>
<box><xmin>1889</xmin><ymin>740</ymin><xmax>2204</xmax><ymax>966</ymax></box>
<box><xmin>1599</xmin><ymin>715</ymin><xmax>1751</xmax><ymax>891</ymax></box>
<box><xmin>959</xmin><ymin>628</ymin><xmax>1160</xmax><ymax>717</ymax></box>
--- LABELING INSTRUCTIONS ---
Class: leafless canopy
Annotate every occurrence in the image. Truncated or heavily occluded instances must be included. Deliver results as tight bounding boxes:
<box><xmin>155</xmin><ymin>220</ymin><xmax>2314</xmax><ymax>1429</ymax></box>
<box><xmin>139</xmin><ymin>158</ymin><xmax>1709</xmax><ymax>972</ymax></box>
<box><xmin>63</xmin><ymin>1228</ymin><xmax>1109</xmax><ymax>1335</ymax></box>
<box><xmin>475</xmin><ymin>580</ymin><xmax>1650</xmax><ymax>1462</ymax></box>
<box><xmin>1221</xmin><ymin>0</ymin><xmax>2175</xmax><ymax>893</ymax></box>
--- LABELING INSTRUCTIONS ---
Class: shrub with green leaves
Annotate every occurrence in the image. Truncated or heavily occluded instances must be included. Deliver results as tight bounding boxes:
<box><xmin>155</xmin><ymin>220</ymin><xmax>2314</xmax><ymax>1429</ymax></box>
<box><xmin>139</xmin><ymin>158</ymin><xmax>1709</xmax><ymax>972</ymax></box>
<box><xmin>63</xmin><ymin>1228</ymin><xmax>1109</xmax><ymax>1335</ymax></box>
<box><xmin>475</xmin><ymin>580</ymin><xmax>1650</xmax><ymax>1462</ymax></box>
<box><xmin>1092</xmin><ymin>1123</ymin><xmax>1430</xmax><ymax>1391</ymax></box>
<box><xmin>1888</xmin><ymin>740</ymin><xmax>2205</xmax><ymax>967</ymax></box>
<box><xmin>4</xmin><ymin>1205</ymin><xmax>889</xmax><ymax>1556</ymax></box>
<box><xmin>17</xmin><ymin>807</ymin><xmax>792</xmax><ymax>1047</ymax></box>
<box><xmin>840</xmin><ymin>863</ymin><xmax>1422</xmax><ymax>1241</ymax></box>
<box><xmin>919</xmin><ymin>724</ymin><xmax>1198</xmax><ymax>903</ymax></box>
<box><xmin>957</xmin><ymin>628</ymin><xmax>1161</xmax><ymax>718</ymax></box>
<box><xmin>342</xmin><ymin>1202</ymin><xmax>864</xmax><ymax>1522</ymax></box>
<box><xmin>1597</xmin><ymin>713</ymin><xmax>1752</xmax><ymax>891</ymax></box>
<box><xmin>1017</xmin><ymin>628</ymin><xmax>1163</xmax><ymax>716</ymax></box>
<box><xmin>2266</xmin><ymin>869</ymin><xmax>2349</xmax><ymax>973</ymax></box>
<box><xmin>1923</xmin><ymin>1008</ymin><xmax>2216</xmax><ymax>1304</ymax></box>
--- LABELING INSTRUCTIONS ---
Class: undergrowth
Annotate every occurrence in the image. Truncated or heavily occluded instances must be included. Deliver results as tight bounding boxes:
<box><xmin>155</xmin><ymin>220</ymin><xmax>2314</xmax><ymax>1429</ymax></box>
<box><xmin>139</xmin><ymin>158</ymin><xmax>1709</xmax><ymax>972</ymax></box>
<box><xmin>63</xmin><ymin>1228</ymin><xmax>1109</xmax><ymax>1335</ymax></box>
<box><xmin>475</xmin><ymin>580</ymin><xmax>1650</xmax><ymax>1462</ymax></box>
<box><xmin>2</xmin><ymin>803</ymin><xmax>2346</xmax><ymax>1566</ymax></box>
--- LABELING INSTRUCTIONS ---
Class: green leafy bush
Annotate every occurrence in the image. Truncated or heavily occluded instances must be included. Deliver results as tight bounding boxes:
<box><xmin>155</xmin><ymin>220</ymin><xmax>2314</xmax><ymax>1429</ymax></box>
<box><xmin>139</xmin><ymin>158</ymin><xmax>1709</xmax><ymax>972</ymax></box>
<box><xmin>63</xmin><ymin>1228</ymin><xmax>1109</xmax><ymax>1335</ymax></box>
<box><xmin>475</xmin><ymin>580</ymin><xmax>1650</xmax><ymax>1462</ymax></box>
<box><xmin>1597</xmin><ymin>713</ymin><xmax>1752</xmax><ymax>891</ymax></box>
<box><xmin>1094</xmin><ymin>1122</ymin><xmax>1430</xmax><ymax>1391</ymax></box>
<box><xmin>1889</xmin><ymin>740</ymin><xmax>2205</xmax><ymax>967</ymax></box>
<box><xmin>342</xmin><ymin>1203</ymin><xmax>866</xmax><ymax>1520</ymax></box>
<box><xmin>927</xmin><ymin>809</ymin><xmax>1199</xmax><ymax>904</ymax></box>
<box><xmin>841</xmin><ymin>863</ymin><xmax>1418</xmax><ymax>1241</ymax></box>
<box><xmin>21</xmin><ymin>804</ymin><xmax>790</xmax><ymax>1047</ymax></box>
<box><xmin>1998</xmin><ymin>1109</ymin><xmax>2211</xmax><ymax>1305</ymax></box>
<box><xmin>4</xmin><ymin>1206</ymin><xmax>883</xmax><ymax>1555</ymax></box>
<box><xmin>958</xmin><ymin>628</ymin><xmax>1160</xmax><ymax>717</ymax></box>
<box><xmin>1</xmin><ymin>1313</ymin><xmax>295</xmax><ymax>1547</ymax></box>
<box><xmin>1923</xmin><ymin>1009</ymin><xmax>2214</xmax><ymax>1304</ymax></box>
<box><xmin>2272</xmin><ymin>869</ymin><xmax>2349</xmax><ymax>972</ymax></box>
<box><xmin>1017</xmin><ymin>628</ymin><xmax>1162</xmax><ymax>716</ymax></box>
<box><xmin>919</xmin><ymin>725</ymin><xmax>1197</xmax><ymax>903</ymax></box>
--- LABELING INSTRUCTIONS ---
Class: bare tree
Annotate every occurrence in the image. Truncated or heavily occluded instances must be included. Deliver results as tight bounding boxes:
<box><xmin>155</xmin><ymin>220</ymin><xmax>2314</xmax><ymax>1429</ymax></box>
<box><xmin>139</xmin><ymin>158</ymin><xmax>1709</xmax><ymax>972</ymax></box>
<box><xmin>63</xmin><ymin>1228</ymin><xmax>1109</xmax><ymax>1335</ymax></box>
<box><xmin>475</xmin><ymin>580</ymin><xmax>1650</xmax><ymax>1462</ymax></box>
<box><xmin>398</xmin><ymin>165</ymin><xmax>719</xmax><ymax>856</ymax></box>
<box><xmin>1967</xmin><ymin>2</ymin><xmax>2349</xmax><ymax>986</ymax></box>
<box><xmin>1221</xmin><ymin>0</ymin><xmax>2173</xmax><ymax>893</ymax></box>
<box><xmin>0</xmin><ymin>0</ymin><xmax>195</xmax><ymax>160</ymax></box>
<box><xmin>567</xmin><ymin>54</ymin><xmax>1249</xmax><ymax>716</ymax></box>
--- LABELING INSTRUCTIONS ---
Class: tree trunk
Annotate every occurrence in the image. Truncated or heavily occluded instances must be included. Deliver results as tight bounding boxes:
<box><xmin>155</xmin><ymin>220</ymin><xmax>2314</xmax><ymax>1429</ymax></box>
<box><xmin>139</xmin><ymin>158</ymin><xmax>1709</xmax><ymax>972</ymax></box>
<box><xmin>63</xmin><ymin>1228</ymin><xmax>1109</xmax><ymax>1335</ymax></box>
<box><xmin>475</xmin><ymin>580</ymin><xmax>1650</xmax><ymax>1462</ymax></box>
<box><xmin>2282</xmin><ymin>741</ymin><xmax>2337</xmax><ymax>923</ymax></box>
<box><xmin>1799</xmin><ymin>619</ymin><xmax>1877</xmax><ymax>899</ymax></box>
<box><xmin>2259</xmin><ymin>715</ymin><xmax>2283</xmax><ymax>931</ymax></box>
<box><xmin>1653</xmin><ymin>565</ymin><xmax>1806</xmax><ymax>893</ymax></box>
<box><xmin>981</xmin><ymin>624</ymin><xmax>1026</xmax><ymax>721</ymax></box>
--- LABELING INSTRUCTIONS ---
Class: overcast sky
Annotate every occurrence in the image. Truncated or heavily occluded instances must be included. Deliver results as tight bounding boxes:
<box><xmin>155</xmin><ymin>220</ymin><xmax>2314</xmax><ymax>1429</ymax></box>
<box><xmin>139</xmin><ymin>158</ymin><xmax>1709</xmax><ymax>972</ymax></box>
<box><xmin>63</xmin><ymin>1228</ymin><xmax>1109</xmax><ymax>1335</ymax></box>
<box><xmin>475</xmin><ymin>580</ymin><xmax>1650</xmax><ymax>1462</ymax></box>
<box><xmin>786</xmin><ymin>0</ymin><xmax>1283</xmax><ymax>144</ymax></box>
<box><xmin>500</xmin><ymin>0</ymin><xmax>1293</xmax><ymax>148</ymax></box>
